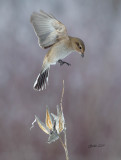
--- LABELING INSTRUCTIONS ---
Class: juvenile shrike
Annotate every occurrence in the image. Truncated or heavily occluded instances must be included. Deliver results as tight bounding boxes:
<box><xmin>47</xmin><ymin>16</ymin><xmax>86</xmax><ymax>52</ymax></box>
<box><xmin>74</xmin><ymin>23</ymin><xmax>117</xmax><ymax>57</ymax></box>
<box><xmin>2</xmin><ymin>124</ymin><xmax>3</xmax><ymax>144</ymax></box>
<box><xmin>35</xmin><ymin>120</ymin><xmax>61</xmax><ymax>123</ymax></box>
<box><xmin>31</xmin><ymin>10</ymin><xmax>85</xmax><ymax>91</ymax></box>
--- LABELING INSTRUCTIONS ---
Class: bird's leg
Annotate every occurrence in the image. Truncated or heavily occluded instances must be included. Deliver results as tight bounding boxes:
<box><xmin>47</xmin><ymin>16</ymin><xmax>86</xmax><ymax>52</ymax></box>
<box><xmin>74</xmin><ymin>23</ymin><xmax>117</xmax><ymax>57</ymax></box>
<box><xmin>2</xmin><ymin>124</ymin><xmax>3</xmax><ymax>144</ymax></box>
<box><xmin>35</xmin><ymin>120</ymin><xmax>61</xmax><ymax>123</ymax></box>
<box><xmin>58</xmin><ymin>60</ymin><xmax>71</xmax><ymax>66</ymax></box>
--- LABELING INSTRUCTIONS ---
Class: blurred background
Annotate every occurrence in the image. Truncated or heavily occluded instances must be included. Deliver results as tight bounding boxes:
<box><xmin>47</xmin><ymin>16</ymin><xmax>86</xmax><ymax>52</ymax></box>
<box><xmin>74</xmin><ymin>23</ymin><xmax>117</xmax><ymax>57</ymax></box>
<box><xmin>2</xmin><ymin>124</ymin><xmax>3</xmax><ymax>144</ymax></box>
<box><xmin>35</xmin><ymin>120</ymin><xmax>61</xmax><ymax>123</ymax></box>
<box><xmin>0</xmin><ymin>0</ymin><xmax>121</xmax><ymax>159</ymax></box>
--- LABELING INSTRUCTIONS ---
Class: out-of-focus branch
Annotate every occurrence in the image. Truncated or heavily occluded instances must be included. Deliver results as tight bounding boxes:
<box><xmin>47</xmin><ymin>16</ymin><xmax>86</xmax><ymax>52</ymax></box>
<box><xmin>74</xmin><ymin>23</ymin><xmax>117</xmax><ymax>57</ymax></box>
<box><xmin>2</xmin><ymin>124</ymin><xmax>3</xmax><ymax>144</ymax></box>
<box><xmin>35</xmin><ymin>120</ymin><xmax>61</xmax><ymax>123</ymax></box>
<box><xmin>64</xmin><ymin>129</ymin><xmax>69</xmax><ymax>160</ymax></box>
<box><xmin>59</xmin><ymin>80</ymin><xmax>69</xmax><ymax>160</ymax></box>
<box><xmin>60</xmin><ymin>80</ymin><xmax>64</xmax><ymax>108</ymax></box>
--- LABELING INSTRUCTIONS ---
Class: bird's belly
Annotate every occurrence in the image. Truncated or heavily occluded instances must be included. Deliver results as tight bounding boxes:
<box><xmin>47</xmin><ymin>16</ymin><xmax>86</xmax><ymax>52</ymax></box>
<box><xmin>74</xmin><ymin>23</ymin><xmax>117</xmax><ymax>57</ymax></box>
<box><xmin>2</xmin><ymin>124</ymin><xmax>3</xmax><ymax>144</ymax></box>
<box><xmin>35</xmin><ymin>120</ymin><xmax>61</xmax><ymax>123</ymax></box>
<box><xmin>53</xmin><ymin>51</ymin><xmax>71</xmax><ymax>63</ymax></box>
<box><xmin>59</xmin><ymin>50</ymin><xmax>70</xmax><ymax>58</ymax></box>
<box><xmin>48</xmin><ymin>41</ymin><xmax>73</xmax><ymax>64</ymax></box>
<box><xmin>54</xmin><ymin>47</ymin><xmax>72</xmax><ymax>60</ymax></box>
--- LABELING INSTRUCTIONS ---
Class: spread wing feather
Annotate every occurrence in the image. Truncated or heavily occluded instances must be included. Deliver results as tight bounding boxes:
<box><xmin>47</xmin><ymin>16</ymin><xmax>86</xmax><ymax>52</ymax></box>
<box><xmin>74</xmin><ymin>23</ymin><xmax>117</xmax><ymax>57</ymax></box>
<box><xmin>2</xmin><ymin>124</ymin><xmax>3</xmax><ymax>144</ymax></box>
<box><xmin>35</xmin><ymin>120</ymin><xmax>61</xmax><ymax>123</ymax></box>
<box><xmin>31</xmin><ymin>10</ymin><xmax>68</xmax><ymax>49</ymax></box>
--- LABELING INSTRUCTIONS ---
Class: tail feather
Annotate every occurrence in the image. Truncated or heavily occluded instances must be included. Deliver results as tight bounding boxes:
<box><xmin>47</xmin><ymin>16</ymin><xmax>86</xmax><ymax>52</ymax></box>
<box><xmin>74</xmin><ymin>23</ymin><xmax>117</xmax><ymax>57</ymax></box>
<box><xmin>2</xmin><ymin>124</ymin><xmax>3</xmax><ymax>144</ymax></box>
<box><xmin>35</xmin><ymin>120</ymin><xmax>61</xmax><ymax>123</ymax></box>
<box><xmin>33</xmin><ymin>68</ymin><xmax>49</xmax><ymax>91</ymax></box>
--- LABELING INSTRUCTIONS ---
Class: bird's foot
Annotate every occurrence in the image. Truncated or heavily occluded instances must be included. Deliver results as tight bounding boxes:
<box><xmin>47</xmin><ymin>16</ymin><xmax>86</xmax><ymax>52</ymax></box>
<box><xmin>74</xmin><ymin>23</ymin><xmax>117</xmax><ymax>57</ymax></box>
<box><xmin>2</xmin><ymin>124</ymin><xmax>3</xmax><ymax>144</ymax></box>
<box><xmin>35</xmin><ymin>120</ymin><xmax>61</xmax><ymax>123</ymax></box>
<box><xmin>58</xmin><ymin>60</ymin><xmax>71</xmax><ymax>66</ymax></box>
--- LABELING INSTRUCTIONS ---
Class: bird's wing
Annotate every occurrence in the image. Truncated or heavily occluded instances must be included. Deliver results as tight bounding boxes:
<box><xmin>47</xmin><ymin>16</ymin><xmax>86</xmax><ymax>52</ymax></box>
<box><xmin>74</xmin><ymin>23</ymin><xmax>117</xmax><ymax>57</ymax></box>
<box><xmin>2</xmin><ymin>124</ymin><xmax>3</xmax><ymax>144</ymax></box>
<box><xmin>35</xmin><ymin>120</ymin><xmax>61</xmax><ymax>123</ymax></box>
<box><xmin>31</xmin><ymin>10</ymin><xmax>68</xmax><ymax>49</ymax></box>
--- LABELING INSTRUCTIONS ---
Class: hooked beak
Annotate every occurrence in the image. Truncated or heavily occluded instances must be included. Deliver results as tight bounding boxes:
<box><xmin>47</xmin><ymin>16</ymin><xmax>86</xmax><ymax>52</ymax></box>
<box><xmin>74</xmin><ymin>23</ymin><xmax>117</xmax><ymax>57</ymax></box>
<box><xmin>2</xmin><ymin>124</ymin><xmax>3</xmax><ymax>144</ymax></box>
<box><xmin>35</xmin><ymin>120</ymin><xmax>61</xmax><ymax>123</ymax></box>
<box><xmin>81</xmin><ymin>48</ymin><xmax>84</xmax><ymax>58</ymax></box>
<box><xmin>81</xmin><ymin>53</ymin><xmax>84</xmax><ymax>58</ymax></box>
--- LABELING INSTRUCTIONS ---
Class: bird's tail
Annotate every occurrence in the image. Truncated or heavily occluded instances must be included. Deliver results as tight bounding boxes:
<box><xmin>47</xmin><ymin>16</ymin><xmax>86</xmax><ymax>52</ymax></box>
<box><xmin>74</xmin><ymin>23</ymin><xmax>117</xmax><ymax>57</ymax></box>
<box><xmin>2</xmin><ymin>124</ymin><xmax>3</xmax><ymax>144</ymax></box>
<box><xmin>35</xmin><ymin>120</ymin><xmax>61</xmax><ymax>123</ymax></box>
<box><xmin>33</xmin><ymin>68</ymin><xmax>50</xmax><ymax>91</ymax></box>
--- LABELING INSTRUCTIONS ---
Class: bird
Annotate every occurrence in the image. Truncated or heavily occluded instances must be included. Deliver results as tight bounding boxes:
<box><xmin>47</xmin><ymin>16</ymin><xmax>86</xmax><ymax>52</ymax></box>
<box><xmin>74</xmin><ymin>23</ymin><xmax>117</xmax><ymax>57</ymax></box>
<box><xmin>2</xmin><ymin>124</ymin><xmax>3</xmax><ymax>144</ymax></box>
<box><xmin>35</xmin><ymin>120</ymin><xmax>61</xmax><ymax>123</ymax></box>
<box><xmin>31</xmin><ymin>10</ymin><xmax>85</xmax><ymax>91</ymax></box>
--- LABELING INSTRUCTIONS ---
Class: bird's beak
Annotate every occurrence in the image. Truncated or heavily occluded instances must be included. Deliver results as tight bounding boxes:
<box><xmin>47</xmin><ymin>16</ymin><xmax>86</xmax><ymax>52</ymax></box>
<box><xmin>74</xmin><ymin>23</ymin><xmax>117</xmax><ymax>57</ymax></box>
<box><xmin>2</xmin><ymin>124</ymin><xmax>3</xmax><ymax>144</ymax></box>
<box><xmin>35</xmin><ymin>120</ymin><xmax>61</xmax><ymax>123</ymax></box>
<box><xmin>81</xmin><ymin>53</ymin><xmax>84</xmax><ymax>58</ymax></box>
<box><xmin>81</xmin><ymin>48</ymin><xmax>84</xmax><ymax>58</ymax></box>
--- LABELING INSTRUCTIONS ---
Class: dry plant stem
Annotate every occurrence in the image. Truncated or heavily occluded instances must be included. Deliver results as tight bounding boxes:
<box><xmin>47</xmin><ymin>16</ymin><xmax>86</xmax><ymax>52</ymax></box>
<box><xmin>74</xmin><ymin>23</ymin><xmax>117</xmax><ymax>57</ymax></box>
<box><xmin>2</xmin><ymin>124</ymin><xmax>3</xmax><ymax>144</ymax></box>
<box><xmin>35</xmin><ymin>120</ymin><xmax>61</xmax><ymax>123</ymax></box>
<box><xmin>59</xmin><ymin>80</ymin><xmax>69</xmax><ymax>160</ymax></box>
<box><xmin>59</xmin><ymin>136</ymin><xmax>66</xmax><ymax>150</ymax></box>
<box><xmin>64</xmin><ymin>130</ymin><xmax>69</xmax><ymax>160</ymax></box>
<box><xmin>59</xmin><ymin>132</ymin><xmax>69</xmax><ymax>160</ymax></box>
<box><xmin>60</xmin><ymin>80</ymin><xmax>65</xmax><ymax>109</ymax></box>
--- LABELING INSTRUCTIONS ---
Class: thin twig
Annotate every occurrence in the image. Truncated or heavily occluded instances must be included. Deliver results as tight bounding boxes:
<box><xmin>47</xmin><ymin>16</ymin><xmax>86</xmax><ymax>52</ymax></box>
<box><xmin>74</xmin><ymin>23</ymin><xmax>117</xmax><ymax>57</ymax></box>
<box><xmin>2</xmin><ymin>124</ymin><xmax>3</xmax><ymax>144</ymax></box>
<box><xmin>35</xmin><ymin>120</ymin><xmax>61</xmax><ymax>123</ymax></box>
<box><xmin>60</xmin><ymin>80</ymin><xmax>64</xmax><ymax>108</ymax></box>
<box><xmin>64</xmin><ymin>129</ymin><xmax>69</xmax><ymax>160</ymax></box>
<box><xmin>59</xmin><ymin>131</ymin><xmax>69</xmax><ymax>160</ymax></box>
<box><xmin>59</xmin><ymin>80</ymin><xmax>69</xmax><ymax>160</ymax></box>
<box><xmin>59</xmin><ymin>135</ymin><xmax>66</xmax><ymax>149</ymax></box>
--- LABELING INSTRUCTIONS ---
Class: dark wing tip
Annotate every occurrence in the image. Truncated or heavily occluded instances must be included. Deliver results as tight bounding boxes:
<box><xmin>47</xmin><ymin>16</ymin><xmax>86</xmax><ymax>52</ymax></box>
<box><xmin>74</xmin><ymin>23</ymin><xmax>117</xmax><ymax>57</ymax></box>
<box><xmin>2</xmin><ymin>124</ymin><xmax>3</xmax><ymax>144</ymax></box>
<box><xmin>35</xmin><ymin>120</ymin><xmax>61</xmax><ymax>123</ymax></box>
<box><xmin>33</xmin><ymin>69</ymin><xmax>49</xmax><ymax>91</ymax></box>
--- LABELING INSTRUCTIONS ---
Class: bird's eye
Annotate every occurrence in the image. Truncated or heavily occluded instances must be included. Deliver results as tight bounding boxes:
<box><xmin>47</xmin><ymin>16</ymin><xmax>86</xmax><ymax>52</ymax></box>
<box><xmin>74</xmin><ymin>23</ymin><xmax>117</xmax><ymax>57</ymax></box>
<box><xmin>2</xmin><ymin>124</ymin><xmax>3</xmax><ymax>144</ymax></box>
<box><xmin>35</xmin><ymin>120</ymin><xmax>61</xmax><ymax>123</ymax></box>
<box><xmin>76</xmin><ymin>42</ymin><xmax>82</xmax><ymax>50</ymax></box>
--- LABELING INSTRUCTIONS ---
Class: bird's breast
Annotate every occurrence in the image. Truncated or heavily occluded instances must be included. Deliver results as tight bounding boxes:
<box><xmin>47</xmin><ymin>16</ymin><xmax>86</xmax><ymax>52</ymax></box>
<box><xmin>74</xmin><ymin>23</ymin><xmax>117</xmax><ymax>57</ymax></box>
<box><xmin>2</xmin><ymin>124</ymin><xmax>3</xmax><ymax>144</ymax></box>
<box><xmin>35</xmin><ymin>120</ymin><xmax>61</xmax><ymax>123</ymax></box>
<box><xmin>52</xmin><ymin>41</ymin><xmax>73</xmax><ymax>59</ymax></box>
<box><xmin>47</xmin><ymin>39</ymin><xmax>73</xmax><ymax>65</ymax></box>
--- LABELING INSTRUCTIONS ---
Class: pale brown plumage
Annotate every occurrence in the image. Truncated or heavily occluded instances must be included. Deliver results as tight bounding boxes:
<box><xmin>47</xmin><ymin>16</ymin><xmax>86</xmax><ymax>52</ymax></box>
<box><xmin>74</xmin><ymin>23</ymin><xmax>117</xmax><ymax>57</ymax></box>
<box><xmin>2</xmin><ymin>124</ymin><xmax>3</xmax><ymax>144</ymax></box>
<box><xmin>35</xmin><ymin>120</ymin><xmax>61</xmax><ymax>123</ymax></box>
<box><xmin>31</xmin><ymin>10</ymin><xmax>85</xmax><ymax>91</ymax></box>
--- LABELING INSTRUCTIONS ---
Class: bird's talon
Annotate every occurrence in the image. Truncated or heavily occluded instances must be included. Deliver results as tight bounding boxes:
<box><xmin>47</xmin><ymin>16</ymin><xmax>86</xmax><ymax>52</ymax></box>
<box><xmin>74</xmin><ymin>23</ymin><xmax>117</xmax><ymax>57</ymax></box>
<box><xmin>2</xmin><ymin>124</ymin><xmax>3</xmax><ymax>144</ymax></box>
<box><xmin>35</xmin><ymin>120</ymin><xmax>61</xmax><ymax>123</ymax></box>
<box><xmin>65</xmin><ymin>62</ymin><xmax>71</xmax><ymax>66</ymax></box>
<box><xmin>58</xmin><ymin>60</ymin><xmax>71</xmax><ymax>66</ymax></box>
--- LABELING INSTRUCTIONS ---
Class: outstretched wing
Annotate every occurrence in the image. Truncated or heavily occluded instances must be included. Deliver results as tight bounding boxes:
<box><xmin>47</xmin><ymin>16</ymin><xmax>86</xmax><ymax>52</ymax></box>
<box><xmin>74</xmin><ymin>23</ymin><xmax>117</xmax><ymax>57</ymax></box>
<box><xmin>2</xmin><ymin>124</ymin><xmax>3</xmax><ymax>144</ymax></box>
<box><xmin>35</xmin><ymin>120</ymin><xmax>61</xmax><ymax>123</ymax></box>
<box><xmin>31</xmin><ymin>10</ymin><xmax>68</xmax><ymax>49</ymax></box>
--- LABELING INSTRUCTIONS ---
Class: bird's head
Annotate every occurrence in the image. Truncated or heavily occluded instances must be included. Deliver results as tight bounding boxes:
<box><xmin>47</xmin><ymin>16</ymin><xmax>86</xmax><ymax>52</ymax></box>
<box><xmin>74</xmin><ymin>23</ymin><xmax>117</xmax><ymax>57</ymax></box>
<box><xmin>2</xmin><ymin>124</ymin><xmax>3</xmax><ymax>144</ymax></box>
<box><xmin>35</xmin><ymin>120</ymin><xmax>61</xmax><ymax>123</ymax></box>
<box><xmin>71</xmin><ymin>37</ymin><xmax>85</xmax><ymax>57</ymax></box>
